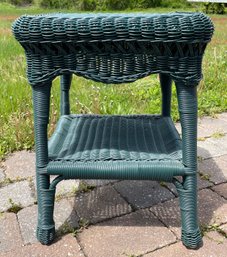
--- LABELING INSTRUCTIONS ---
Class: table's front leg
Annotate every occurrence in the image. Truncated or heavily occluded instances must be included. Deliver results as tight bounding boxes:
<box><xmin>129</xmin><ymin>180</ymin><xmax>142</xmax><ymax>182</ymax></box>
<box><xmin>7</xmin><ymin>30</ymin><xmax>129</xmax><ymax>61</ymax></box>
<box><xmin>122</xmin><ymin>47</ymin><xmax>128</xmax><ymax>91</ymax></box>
<box><xmin>32</xmin><ymin>83</ymin><xmax>56</xmax><ymax>245</ymax></box>
<box><xmin>174</xmin><ymin>81</ymin><xmax>202</xmax><ymax>249</ymax></box>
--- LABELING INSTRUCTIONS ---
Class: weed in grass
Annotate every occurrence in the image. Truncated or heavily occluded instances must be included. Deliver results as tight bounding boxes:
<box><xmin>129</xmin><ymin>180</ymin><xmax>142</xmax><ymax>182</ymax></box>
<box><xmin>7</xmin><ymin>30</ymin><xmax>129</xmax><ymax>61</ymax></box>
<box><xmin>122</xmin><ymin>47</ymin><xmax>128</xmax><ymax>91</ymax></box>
<box><xmin>211</xmin><ymin>131</ymin><xmax>225</xmax><ymax>139</ymax></box>
<box><xmin>57</xmin><ymin>221</ymin><xmax>75</xmax><ymax>236</ymax></box>
<box><xmin>7</xmin><ymin>198</ymin><xmax>23</xmax><ymax>213</ymax></box>
<box><xmin>159</xmin><ymin>181</ymin><xmax>167</xmax><ymax>187</ymax></box>
<box><xmin>55</xmin><ymin>193</ymin><xmax>65</xmax><ymax>202</ymax></box>
<box><xmin>55</xmin><ymin>187</ymin><xmax>77</xmax><ymax>201</ymax></box>
<box><xmin>0</xmin><ymin>177</ymin><xmax>13</xmax><ymax>187</ymax></box>
<box><xmin>73</xmin><ymin>218</ymin><xmax>90</xmax><ymax>236</ymax></box>
<box><xmin>197</xmin><ymin>137</ymin><xmax>206</xmax><ymax>141</ymax></box>
<box><xmin>79</xmin><ymin>217</ymin><xmax>90</xmax><ymax>228</ymax></box>
<box><xmin>200</xmin><ymin>223</ymin><xmax>227</xmax><ymax>244</ymax></box>
<box><xmin>197</xmin><ymin>156</ymin><xmax>204</xmax><ymax>162</ymax></box>
<box><xmin>77</xmin><ymin>181</ymin><xmax>96</xmax><ymax>193</ymax></box>
<box><xmin>199</xmin><ymin>172</ymin><xmax>211</xmax><ymax>181</ymax></box>
<box><xmin>55</xmin><ymin>181</ymin><xmax>95</xmax><ymax>201</ymax></box>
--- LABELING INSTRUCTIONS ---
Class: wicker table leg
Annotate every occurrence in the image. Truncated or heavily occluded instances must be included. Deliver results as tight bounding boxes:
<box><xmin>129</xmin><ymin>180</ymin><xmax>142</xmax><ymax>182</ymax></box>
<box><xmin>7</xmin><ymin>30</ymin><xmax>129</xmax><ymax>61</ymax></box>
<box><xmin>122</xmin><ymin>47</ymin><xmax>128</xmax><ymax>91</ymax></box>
<box><xmin>175</xmin><ymin>82</ymin><xmax>202</xmax><ymax>248</ymax></box>
<box><xmin>33</xmin><ymin>84</ymin><xmax>56</xmax><ymax>245</ymax></box>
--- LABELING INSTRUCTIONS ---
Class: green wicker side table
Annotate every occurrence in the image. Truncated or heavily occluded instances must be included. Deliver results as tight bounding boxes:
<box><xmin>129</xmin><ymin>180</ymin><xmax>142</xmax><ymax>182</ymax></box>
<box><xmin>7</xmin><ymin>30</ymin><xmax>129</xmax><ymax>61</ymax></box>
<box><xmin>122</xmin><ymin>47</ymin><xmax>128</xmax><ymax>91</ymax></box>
<box><xmin>12</xmin><ymin>12</ymin><xmax>213</xmax><ymax>248</ymax></box>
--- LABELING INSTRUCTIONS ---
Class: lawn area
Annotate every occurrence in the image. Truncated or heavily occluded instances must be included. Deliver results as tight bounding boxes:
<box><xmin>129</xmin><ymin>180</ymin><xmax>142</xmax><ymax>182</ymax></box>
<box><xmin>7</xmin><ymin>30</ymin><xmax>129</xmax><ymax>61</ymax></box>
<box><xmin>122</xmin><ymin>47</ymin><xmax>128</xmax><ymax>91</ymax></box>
<box><xmin>0</xmin><ymin>3</ymin><xmax>227</xmax><ymax>159</ymax></box>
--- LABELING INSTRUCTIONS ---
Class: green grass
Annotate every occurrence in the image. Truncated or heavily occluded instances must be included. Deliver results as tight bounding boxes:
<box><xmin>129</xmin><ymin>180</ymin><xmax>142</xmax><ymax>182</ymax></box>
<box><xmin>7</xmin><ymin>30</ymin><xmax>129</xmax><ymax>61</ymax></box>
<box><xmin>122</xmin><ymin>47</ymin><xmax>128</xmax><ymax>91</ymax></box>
<box><xmin>0</xmin><ymin>3</ymin><xmax>227</xmax><ymax>159</ymax></box>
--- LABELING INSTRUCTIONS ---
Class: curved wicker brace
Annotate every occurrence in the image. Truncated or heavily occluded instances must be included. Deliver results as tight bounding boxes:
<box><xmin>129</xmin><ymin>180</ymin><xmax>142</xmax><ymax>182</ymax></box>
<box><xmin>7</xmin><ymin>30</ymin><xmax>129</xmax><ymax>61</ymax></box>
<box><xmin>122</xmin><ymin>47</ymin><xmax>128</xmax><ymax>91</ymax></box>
<box><xmin>50</xmin><ymin>175</ymin><xmax>64</xmax><ymax>189</ymax></box>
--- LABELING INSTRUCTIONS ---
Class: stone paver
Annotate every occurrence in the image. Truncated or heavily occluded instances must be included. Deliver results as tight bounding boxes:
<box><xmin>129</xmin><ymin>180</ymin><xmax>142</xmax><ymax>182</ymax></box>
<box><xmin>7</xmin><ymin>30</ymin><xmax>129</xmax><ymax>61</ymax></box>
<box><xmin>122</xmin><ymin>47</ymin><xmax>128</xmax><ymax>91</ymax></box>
<box><xmin>150</xmin><ymin>198</ymin><xmax>181</xmax><ymax>238</ymax></box>
<box><xmin>17</xmin><ymin>205</ymin><xmax>38</xmax><ymax>244</ymax></box>
<box><xmin>114</xmin><ymin>180</ymin><xmax>175</xmax><ymax>209</ymax></box>
<box><xmin>198</xmin><ymin>155</ymin><xmax>227</xmax><ymax>184</ymax></box>
<box><xmin>198</xmin><ymin>135</ymin><xmax>227</xmax><ymax>159</ymax></box>
<box><xmin>4</xmin><ymin>151</ymin><xmax>35</xmax><ymax>180</ymax></box>
<box><xmin>144</xmin><ymin>231</ymin><xmax>227</xmax><ymax>257</ymax></box>
<box><xmin>0</xmin><ymin>234</ymin><xmax>85</xmax><ymax>257</ymax></box>
<box><xmin>198</xmin><ymin>116</ymin><xmax>227</xmax><ymax>138</ymax></box>
<box><xmin>197</xmin><ymin>189</ymin><xmax>227</xmax><ymax>226</ymax></box>
<box><xmin>54</xmin><ymin>198</ymin><xmax>79</xmax><ymax>231</ymax></box>
<box><xmin>79</xmin><ymin>208</ymin><xmax>176</xmax><ymax>257</ymax></box>
<box><xmin>73</xmin><ymin>185</ymin><xmax>131</xmax><ymax>224</ymax></box>
<box><xmin>83</xmin><ymin>179</ymin><xmax>117</xmax><ymax>187</ymax></box>
<box><xmin>212</xmin><ymin>182</ymin><xmax>227</xmax><ymax>199</ymax></box>
<box><xmin>0</xmin><ymin>181</ymin><xmax>35</xmax><ymax>212</ymax></box>
<box><xmin>150</xmin><ymin>188</ymin><xmax>227</xmax><ymax>239</ymax></box>
<box><xmin>0</xmin><ymin>213</ymin><xmax>23</xmax><ymax>253</ymax></box>
<box><xmin>209</xmin><ymin>134</ymin><xmax>227</xmax><ymax>147</ymax></box>
<box><xmin>217</xmin><ymin>112</ymin><xmax>227</xmax><ymax>121</ymax></box>
<box><xmin>17</xmin><ymin>198</ymin><xmax>79</xmax><ymax>244</ymax></box>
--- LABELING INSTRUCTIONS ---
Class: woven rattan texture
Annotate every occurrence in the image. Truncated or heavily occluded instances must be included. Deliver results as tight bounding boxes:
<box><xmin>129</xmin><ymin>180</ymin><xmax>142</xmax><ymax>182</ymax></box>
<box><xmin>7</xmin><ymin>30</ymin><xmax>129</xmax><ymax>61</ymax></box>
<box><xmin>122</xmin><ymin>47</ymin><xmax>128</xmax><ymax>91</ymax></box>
<box><xmin>12</xmin><ymin>12</ymin><xmax>214</xmax><ymax>86</ymax></box>
<box><xmin>48</xmin><ymin>115</ymin><xmax>182</xmax><ymax>161</ymax></box>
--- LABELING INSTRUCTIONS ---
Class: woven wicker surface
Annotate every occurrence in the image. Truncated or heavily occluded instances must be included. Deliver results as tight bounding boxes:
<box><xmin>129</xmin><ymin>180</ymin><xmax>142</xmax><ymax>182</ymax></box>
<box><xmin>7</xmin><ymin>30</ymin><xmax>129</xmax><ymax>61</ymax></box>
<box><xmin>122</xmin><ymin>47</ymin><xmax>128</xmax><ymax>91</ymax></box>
<box><xmin>48</xmin><ymin>115</ymin><xmax>182</xmax><ymax>162</ymax></box>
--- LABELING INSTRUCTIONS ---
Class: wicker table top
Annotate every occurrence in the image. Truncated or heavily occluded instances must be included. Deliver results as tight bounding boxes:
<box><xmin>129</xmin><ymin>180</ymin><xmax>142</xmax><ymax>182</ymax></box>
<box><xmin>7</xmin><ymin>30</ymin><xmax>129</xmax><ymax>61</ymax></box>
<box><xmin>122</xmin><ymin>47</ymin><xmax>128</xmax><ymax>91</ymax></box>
<box><xmin>12</xmin><ymin>12</ymin><xmax>214</xmax><ymax>86</ymax></box>
<box><xmin>13</xmin><ymin>12</ymin><xmax>213</xmax><ymax>43</ymax></box>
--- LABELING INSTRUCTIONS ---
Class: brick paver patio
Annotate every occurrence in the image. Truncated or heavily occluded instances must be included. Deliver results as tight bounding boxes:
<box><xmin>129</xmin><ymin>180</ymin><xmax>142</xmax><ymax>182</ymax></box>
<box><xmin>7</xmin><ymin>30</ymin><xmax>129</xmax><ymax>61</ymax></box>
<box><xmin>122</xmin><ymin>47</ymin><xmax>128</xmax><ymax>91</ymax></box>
<box><xmin>0</xmin><ymin>113</ymin><xmax>227</xmax><ymax>257</ymax></box>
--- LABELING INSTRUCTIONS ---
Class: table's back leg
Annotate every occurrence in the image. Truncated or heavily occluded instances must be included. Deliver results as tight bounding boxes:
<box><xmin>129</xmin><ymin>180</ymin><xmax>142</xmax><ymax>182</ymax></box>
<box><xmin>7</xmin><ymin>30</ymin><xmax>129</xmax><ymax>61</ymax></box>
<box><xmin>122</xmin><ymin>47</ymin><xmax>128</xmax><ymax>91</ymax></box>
<box><xmin>33</xmin><ymin>83</ymin><xmax>56</xmax><ymax>245</ymax></box>
<box><xmin>60</xmin><ymin>74</ymin><xmax>72</xmax><ymax>116</ymax></box>
<box><xmin>160</xmin><ymin>73</ymin><xmax>172</xmax><ymax>117</ymax></box>
<box><xmin>174</xmin><ymin>81</ymin><xmax>202</xmax><ymax>248</ymax></box>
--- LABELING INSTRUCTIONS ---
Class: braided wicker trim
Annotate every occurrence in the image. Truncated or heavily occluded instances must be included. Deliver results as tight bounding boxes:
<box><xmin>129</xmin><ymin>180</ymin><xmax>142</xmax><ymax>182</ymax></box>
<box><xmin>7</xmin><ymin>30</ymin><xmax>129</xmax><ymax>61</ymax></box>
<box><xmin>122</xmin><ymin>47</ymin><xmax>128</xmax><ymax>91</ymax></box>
<box><xmin>26</xmin><ymin>53</ymin><xmax>203</xmax><ymax>85</ymax></box>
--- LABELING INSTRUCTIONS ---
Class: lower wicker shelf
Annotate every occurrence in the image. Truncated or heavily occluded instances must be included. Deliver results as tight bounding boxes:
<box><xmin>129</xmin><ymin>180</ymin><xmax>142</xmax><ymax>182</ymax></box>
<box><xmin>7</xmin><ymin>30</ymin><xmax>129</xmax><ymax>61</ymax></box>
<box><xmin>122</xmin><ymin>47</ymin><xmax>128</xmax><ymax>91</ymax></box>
<box><xmin>47</xmin><ymin>114</ymin><xmax>185</xmax><ymax>180</ymax></box>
